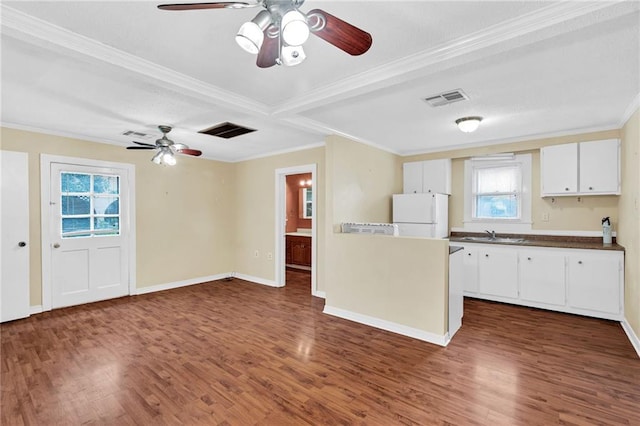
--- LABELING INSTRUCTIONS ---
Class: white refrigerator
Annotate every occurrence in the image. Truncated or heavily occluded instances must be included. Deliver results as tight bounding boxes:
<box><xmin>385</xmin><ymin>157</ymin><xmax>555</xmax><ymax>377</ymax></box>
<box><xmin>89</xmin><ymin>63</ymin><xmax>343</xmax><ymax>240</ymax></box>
<box><xmin>392</xmin><ymin>193</ymin><xmax>448</xmax><ymax>238</ymax></box>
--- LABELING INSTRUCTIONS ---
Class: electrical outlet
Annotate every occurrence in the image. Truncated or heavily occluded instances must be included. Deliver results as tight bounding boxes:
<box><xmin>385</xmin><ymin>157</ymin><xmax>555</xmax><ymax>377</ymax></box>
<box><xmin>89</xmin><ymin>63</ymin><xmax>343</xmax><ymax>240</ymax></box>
<box><xmin>254</xmin><ymin>250</ymin><xmax>259</xmax><ymax>258</ymax></box>
<box><xmin>267</xmin><ymin>252</ymin><xmax>273</xmax><ymax>260</ymax></box>
<box><xmin>541</xmin><ymin>212</ymin><xmax>550</xmax><ymax>222</ymax></box>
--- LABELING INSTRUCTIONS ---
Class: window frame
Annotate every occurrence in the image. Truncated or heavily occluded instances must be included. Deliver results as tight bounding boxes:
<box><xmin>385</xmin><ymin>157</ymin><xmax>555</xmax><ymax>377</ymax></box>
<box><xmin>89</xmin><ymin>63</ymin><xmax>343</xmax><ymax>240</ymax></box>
<box><xmin>463</xmin><ymin>154</ymin><xmax>532</xmax><ymax>233</ymax></box>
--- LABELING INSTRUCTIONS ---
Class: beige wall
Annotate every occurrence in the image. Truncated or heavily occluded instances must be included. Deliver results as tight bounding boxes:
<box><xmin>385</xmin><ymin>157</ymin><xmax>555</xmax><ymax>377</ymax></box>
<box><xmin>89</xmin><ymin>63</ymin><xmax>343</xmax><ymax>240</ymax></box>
<box><xmin>618</xmin><ymin>108</ymin><xmax>640</xmax><ymax>339</ymax></box>
<box><xmin>233</xmin><ymin>147</ymin><xmax>325</xmax><ymax>287</ymax></box>
<box><xmin>325</xmin><ymin>234</ymin><xmax>449</xmax><ymax>336</ymax></box>
<box><xmin>404</xmin><ymin>129</ymin><xmax>621</xmax><ymax>232</ymax></box>
<box><xmin>1</xmin><ymin>127</ymin><xmax>236</xmax><ymax>305</ymax></box>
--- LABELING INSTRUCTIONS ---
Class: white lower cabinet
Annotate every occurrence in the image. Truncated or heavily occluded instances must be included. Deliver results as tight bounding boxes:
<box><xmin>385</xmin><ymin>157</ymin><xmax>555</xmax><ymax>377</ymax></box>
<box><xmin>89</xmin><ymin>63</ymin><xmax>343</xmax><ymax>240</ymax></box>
<box><xmin>460</xmin><ymin>243</ymin><xmax>623</xmax><ymax>321</ymax></box>
<box><xmin>519</xmin><ymin>249</ymin><xmax>566</xmax><ymax>307</ymax></box>
<box><xmin>478</xmin><ymin>246</ymin><xmax>518</xmax><ymax>299</ymax></box>
<box><xmin>462</xmin><ymin>246</ymin><xmax>478</xmax><ymax>294</ymax></box>
<box><xmin>567</xmin><ymin>252</ymin><xmax>621</xmax><ymax>315</ymax></box>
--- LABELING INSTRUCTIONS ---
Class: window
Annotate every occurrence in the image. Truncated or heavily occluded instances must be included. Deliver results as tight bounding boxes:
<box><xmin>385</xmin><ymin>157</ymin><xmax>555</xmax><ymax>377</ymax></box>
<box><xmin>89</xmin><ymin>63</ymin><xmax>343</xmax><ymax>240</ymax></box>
<box><xmin>301</xmin><ymin>187</ymin><xmax>312</xmax><ymax>219</ymax></box>
<box><xmin>60</xmin><ymin>172</ymin><xmax>120</xmax><ymax>238</ymax></box>
<box><xmin>463</xmin><ymin>154</ymin><xmax>531</xmax><ymax>232</ymax></box>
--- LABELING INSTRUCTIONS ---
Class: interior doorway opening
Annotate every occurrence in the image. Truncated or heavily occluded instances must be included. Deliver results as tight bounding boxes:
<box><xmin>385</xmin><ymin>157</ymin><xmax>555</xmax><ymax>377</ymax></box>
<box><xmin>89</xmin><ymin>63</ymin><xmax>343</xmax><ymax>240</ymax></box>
<box><xmin>274</xmin><ymin>164</ymin><xmax>317</xmax><ymax>296</ymax></box>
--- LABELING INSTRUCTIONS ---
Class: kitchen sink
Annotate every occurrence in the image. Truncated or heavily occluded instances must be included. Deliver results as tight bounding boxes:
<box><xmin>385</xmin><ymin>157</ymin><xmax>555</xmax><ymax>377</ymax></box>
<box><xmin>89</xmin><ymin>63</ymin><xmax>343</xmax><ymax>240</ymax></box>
<box><xmin>458</xmin><ymin>236</ymin><xmax>527</xmax><ymax>243</ymax></box>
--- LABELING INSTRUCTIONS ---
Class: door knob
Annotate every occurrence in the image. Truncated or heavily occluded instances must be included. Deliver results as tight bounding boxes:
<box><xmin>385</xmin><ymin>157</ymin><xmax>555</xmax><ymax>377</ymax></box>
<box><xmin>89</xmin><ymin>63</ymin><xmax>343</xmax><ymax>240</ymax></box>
<box><xmin>53</xmin><ymin>243</ymin><xmax>60</xmax><ymax>248</ymax></box>
<box><xmin>18</xmin><ymin>241</ymin><xmax>26</xmax><ymax>247</ymax></box>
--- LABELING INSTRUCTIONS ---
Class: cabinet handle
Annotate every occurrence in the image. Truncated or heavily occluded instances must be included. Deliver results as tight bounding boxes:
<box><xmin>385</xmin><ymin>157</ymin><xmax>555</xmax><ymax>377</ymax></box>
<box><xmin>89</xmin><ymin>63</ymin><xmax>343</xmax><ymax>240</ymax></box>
<box><xmin>527</xmin><ymin>257</ymin><xmax>531</xmax><ymax>261</ymax></box>
<box><xmin>589</xmin><ymin>186</ymin><xmax>593</xmax><ymax>190</ymax></box>
<box><xmin>468</xmin><ymin>253</ymin><xmax>472</xmax><ymax>256</ymax></box>
<box><xmin>485</xmin><ymin>254</ymin><xmax>489</xmax><ymax>257</ymax></box>
<box><xmin>565</xmin><ymin>187</ymin><xmax>569</xmax><ymax>191</ymax></box>
<box><xmin>578</xmin><ymin>260</ymin><xmax>583</xmax><ymax>264</ymax></box>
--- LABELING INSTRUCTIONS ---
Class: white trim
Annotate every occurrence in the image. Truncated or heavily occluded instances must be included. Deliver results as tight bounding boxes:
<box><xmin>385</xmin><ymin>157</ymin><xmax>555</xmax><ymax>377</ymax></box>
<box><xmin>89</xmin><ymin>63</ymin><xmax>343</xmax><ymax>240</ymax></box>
<box><xmin>271</xmin><ymin>1</ymin><xmax>621</xmax><ymax>116</ymax></box>
<box><xmin>399</xmin><ymin>124</ymin><xmax>620</xmax><ymax>157</ymax></box>
<box><xmin>274</xmin><ymin>164</ymin><xmax>318</xmax><ymax>296</ymax></box>
<box><xmin>234</xmin><ymin>142</ymin><xmax>325</xmax><ymax>163</ymax></box>
<box><xmin>451</xmin><ymin>227</ymin><xmax>617</xmax><ymax>238</ymax></box>
<box><xmin>619</xmin><ymin>93</ymin><xmax>640</xmax><ymax>128</ymax></box>
<box><xmin>621</xmin><ymin>319</ymin><xmax>640</xmax><ymax>359</ymax></box>
<box><xmin>40</xmin><ymin>154</ymin><xmax>136</xmax><ymax>311</ymax></box>
<box><xmin>0</xmin><ymin>5</ymin><xmax>267</xmax><ymax>116</ymax></box>
<box><xmin>135</xmin><ymin>273</ymin><xmax>229</xmax><ymax>295</ymax></box>
<box><xmin>312</xmin><ymin>290</ymin><xmax>326</xmax><ymax>299</ymax></box>
<box><xmin>29</xmin><ymin>305</ymin><xmax>43</xmax><ymax>315</ymax></box>
<box><xmin>323</xmin><ymin>305</ymin><xmax>448</xmax><ymax>347</ymax></box>
<box><xmin>233</xmin><ymin>273</ymin><xmax>281</xmax><ymax>288</ymax></box>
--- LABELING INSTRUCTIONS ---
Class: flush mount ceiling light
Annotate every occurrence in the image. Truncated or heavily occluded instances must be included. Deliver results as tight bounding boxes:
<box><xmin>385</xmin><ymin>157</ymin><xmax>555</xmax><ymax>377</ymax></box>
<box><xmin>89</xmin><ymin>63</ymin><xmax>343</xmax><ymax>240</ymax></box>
<box><xmin>455</xmin><ymin>116</ymin><xmax>483</xmax><ymax>133</ymax></box>
<box><xmin>158</xmin><ymin>0</ymin><xmax>373</xmax><ymax>68</ymax></box>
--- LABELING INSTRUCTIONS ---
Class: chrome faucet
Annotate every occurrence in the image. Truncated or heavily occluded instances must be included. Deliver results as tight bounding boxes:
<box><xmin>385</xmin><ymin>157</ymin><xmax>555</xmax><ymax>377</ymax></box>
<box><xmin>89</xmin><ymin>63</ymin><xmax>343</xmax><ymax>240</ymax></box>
<box><xmin>485</xmin><ymin>230</ymin><xmax>496</xmax><ymax>240</ymax></box>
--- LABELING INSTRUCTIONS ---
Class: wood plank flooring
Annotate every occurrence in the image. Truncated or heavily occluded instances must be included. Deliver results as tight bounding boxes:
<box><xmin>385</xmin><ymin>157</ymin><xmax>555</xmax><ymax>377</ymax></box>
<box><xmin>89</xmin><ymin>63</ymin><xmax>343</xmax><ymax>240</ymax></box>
<box><xmin>2</xmin><ymin>269</ymin><xmax>639</xmax><ymax>425</ymax></box>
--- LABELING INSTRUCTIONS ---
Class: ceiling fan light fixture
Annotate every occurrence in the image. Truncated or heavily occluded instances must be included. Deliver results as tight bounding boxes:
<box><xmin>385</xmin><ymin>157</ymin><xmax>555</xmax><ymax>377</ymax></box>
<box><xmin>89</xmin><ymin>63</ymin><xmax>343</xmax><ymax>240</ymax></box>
<box><xmin>455</xmin><ymin>116</ymin><xmax>483</xmax><ymax>133</ymax></box>
<box><xmin>162</xmin><ymin>149</ymin><xmax>177</xmax><ymax>166</ymax></box>
<box><xmin>235</xmin><ymin>10</ymin><xmax>272</xmax><ymax>54</ymax></box>
<box><xmin>281</xmin><ymin>10</ymin><xmax>309</xmax><ymax>46</ymax></box>
<box><xmin>151</xmin><ymin>150</ymin><xmax>163</xmax><ymax>165</ymax></box>
<box><xmin>281</xmin><ymin>45</ymin><xmax>306</xmax><ymax>66</ymax></box>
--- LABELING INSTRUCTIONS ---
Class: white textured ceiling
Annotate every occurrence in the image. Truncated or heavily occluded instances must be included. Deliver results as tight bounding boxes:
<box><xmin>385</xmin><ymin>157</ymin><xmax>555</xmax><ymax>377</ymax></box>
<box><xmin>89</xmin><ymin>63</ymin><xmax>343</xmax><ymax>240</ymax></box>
<box><xmin>1</xmin><ymin>1</ymin><xmax>638</xmax><ymax>162</ymax></box>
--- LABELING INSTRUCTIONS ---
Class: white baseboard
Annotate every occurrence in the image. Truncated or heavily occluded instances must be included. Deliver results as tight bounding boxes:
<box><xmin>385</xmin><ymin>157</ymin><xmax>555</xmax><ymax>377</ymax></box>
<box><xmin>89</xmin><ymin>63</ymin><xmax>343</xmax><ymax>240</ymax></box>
<box><xmin>621</xmin><ymin>318</ymin><xmax>640</xmax><ymax>359</ymax></box>
<box><xmin>233</xmin><ymin>273</ymin><xmax>282</xmax><ymax>288</ymax></box>
<box><xmin>323</xmin><ymin>305</ymin><xmax>447</xmax><ymax>347</ymax></box>
<box><xmin>135</xmin><ymin>273</ymin><xmax>230</xmax><ymax>295</ymax></box>
<box><xmin>29</xmin><ymin>305</ymin><xmax>43</xmax><ymax>315</ymax></box>
<box><xmin>313</xmin><ymin>290</ymin><xmax>326</xmax><ymax>299</ymax></box>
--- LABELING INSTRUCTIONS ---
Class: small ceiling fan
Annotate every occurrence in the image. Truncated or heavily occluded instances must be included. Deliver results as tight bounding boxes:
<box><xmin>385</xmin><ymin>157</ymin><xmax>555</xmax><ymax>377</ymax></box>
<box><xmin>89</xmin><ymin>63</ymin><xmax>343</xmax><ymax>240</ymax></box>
<box><xmin>157</xmin><ymin>0</ymin><xmax>373</xmax><ymax>67</ymax></box>
<box><xmin>126</xmin><ymin>125</ymin><xmax>202</xmax><ymax>165</ymax></box>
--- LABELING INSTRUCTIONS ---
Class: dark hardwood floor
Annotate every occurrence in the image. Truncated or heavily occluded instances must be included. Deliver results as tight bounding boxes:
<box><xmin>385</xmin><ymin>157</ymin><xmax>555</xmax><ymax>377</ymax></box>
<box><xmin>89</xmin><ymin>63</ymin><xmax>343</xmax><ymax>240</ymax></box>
<box><xmin>2</xmin><ymin>270</ymin><xmax>639</xmax><ymax>425</ymax></box>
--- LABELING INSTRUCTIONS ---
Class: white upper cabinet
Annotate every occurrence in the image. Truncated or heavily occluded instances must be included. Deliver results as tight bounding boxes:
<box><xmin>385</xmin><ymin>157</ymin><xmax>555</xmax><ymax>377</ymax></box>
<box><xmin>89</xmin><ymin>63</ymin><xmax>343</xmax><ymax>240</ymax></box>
<box><xmin>579</xmin><ymin>139</ymin><xmax>620</xmax><ymax>194</ymax></box>
<box><xmin>540</xmin><ymin>139</ymin><xmax>620</xmax><ymax>196</ymax></box>
<box><xmin>541</xmin><ymin>143</ymin><xmax>578</xmax><ymax>195</ymax></box>
<box><xmin>403</xmin><ymin>159</ymin><xmax>451</xmax><ymax>195</ymax></box>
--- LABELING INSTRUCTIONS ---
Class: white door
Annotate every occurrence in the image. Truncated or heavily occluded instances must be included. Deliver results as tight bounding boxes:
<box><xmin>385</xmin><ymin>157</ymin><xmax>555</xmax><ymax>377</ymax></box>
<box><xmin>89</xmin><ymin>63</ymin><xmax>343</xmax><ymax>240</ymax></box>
<box><xmin>49</xmin><ymin>162</ymin><xmax>130</xmax><ymax>308</ymax></box>
<box><xmin>1</xmin><ymin>151</ymin><xmax>30</xmax><ymax>322</ymax></box>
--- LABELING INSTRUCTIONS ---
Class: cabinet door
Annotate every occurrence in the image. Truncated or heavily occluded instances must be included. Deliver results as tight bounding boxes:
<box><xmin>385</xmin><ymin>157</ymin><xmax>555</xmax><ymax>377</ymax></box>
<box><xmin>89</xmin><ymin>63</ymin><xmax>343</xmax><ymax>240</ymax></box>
<box><xmin>422</xmin><ymin>159</ymin><xmax>451</xmax><ymax>195</ymax></box>
<box><xmin>403</xmin><ymin>162</ymin><xmax>423</xmax><ymax>194</ymax></box>
<box><xmin>285</xmin><ymin>237</ymin><xmax>293</xmax><ymax>264</ymax></box>
<box><xmin>568</xmin><ymin>252</ymin><xmax>621</xmax><ymax>314</ymax></box>
<box><xmin>579</xmin><ymin>139</ymin><xmax>620</xmax><ymax>194</ymax></box>
<box><xmin>519</xmin><ymin>250</ymin><xmax>566</xmax><ymax>306</ymax></box>
<box><xmin>461</xmin><ymin>245</ymin><xmax>479</xmax><ymax>295</ymax></box>
<box><xmin>541</xmin><ymin>143</ymin><xmax>578</xmax><ymax>195</ymax></box>
<box><xmin>478</xmin><ymin>247</ymin><xmax>518</xmax><ymax>299</ymax></box>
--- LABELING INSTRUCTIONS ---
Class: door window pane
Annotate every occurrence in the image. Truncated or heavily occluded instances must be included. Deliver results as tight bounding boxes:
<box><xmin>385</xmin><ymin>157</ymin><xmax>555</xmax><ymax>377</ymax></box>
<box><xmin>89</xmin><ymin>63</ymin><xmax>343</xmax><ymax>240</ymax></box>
<box><xmin>61</xmin><ymin>173</ymin><xmax>90</xmax><ymax>193</ymax></box>
<box><xmin>61</xmin><ymin>196</ymin><xmax>90</xmax><ymax>215</ymax></box>
<box><xmin>60</xmin><ymin>172</ymin><xmax>120</xmax><ymax>238</ymax></box>
<box><xmin>93</xmin><ymin>175</ymin><xmax>119</xmax><ymax>194</ymax></box>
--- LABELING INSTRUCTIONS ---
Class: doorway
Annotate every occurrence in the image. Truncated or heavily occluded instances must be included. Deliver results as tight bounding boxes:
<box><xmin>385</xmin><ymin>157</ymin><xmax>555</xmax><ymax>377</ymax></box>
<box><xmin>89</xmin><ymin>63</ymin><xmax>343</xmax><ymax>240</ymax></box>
<box><xmin>275</xmin><ymin>164</ymin><xmax>317</xmax><ymax>296</ymax></box>
<box><xmin>41</xmin><ymin>155</ymin><xmax>136</xmax><ymax>310</ymax></box>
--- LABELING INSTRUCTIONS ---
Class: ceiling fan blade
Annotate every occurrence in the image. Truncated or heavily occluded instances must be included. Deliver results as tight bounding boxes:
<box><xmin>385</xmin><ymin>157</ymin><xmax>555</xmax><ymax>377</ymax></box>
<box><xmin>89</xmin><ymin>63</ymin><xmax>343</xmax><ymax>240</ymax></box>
<box><xmin>158</xmin><ymin>2</ymin><xmax>254</xmax><ymax>11</ymax></box>
<box><xmin>257</xmin><ymin>28</ymin><xmax>279</xmax><ymax>68</ymax></box>
<box><xmin>177</xmin><ymin>148</ymin><xmax>203</xmax><ymax>157</ymax></box>
<box><xmin>132</xmin><ymin>141</ymin><xmax>157</xmax><ymax>147</ymax></box>
<box><xmin>126</xmin><ymin>146</ymin><xmax>157</xmax><ymax>150</ymax></box>
<box><xmin>307</xmin><ymin>9</ymin><xmax>372</xmax><ymax>56</ymax></box>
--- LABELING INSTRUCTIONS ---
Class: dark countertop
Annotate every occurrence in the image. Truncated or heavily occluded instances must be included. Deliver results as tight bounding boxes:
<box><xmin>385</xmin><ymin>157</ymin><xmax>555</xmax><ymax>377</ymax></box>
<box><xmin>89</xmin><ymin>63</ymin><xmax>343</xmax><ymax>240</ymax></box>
<box><xmin>449</xmin><ymin>232</ymin><xmax>625</xmax><ymax>252</ymax></box>
<box><xmin>449</xmin><ymin>245</ymin><xmax>464</xmax><ymax>255</ymax></box>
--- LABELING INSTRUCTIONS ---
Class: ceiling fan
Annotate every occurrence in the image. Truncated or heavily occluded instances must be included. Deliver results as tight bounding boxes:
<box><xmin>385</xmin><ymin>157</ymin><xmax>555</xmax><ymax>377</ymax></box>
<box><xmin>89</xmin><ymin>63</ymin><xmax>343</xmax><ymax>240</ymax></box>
<box><xmin>157</xmin><ymin>0</ymin><xmax>373</xmax><ymax>67</ymax></box>
<box><xmin>126</xmin><ymin>125</ymin><xmax>202</xmax><ymax>165</ymax></box>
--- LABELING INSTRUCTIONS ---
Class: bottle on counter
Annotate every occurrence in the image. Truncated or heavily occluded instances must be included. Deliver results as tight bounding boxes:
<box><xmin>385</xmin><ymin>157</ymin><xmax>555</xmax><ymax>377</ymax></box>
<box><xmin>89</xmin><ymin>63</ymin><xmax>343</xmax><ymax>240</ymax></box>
<box><xmin>602</xmin><ymin>216</ymin><xmax>612</xmax><ymax>245</ymax></box>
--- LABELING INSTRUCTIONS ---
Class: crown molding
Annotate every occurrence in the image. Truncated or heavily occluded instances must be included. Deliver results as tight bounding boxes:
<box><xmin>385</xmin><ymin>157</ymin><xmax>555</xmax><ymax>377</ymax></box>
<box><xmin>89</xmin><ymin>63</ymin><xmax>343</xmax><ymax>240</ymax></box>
<box><xmin>0</xmin><ymin>5</ymin><xmax>269</xmax><ymax>116</ymax></box>
<box><xmin>232</xmin><ymin>141</ymin><xmax>326</xmax><ymax>163</ymax></box>
<box><xmin>271</xmin><ymin>1</ymin><xmax>627</xmax><ymax>116</ymax></box>
<box><xmin>399</xmin><ymin>124</ymin><xmax>621</xmax><ymax>157</ymax></box>
<box><xmin>619</xmin><ymin>93</ymin><xmax>640</xmax><ymax>128</ymax></box>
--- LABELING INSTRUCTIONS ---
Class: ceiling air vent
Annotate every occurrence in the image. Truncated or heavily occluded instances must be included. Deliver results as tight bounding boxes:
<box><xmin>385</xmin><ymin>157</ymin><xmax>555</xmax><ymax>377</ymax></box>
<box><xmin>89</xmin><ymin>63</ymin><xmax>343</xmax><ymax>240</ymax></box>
<box><xmin>121</xmin><ymin>130</ymin><xmax>153</xmax><ymax>140</ymax></box>
<box><xmin>423</xmin><ymin>89</ymin><xmax>469</xmax><ymax>107</ymax></box>
<box><xmin>199</xmin><ymin>122</ymin><xmax>256</xmax><ymax>139</ymax></box>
